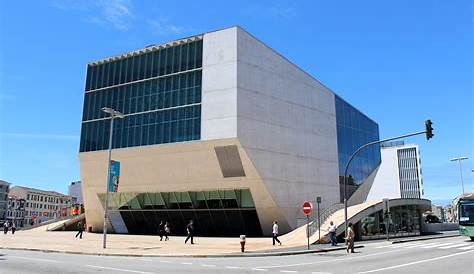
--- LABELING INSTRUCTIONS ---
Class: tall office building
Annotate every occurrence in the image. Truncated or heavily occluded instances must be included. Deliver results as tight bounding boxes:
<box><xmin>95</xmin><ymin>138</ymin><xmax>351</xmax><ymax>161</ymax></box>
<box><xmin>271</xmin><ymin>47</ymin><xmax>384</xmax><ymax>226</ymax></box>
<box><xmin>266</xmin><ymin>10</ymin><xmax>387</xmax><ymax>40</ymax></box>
<box><xmin>365</xmin><ymin>142</ymin><xmax>424</xmax><ymax>201</ymax></box>
<box><xmin>79</xmin><ymin>26</ymin><xmax>381</xmax><ymax>236</ymax></box>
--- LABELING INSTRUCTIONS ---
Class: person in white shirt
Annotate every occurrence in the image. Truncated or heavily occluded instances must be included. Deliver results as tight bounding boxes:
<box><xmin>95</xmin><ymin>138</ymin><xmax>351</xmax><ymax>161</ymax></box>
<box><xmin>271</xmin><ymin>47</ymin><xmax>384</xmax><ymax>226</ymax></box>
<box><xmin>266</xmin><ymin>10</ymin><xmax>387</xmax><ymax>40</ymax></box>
<box><xmin>328</xmin><ymin>221</ymin><xmax>337</xmax><ymax>246</ymax></box>
<box><xmin>272</xmin><ymin>220</ymin><xmax>281</xmax><ymax>246</ymax></box>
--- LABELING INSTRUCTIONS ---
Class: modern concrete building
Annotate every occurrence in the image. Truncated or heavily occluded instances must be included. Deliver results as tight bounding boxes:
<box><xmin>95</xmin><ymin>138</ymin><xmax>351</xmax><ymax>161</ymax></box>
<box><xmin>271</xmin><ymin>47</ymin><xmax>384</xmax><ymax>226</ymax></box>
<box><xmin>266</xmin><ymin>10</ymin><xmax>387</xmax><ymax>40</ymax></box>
<box><xmin>365</xmin><ymin>142</ymin><xmax>424</xmax><ymax>201</ymax></box>
<box><xmin>9</xmin><ymin>186</ymin><xmax>72</xmax><ymax>226</ymax></box>
<box><xmin>79</xmin><ymin>26</ymin><xmax>382</xmax><ymax>236</ymax></box>
<box><xmin>0</xmin><ymin>180</ymin><xmax>10</xmax><ymax>224</ymax></box>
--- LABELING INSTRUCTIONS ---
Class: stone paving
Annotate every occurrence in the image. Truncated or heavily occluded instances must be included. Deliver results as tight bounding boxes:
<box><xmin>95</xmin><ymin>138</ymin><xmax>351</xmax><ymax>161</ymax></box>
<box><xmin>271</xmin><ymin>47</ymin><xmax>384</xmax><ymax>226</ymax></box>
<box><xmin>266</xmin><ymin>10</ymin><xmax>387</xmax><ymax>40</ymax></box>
<box><xmin>0</xmin><ymin>225</ymin><xmax>308</xmax><ymax>257</ymax></box>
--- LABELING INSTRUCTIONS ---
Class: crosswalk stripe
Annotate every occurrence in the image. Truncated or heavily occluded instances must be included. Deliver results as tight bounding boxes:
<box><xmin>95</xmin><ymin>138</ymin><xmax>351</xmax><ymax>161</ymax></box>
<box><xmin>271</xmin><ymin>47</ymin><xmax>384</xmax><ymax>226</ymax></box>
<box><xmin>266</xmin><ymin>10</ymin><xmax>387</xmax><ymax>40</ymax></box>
<box><xmin>439</xmin><ymin>243</ymin><xmax>470</xmax><ymax>249</ymax></box>
<box><xmin>419</xmin><ymin>242</ymin><xmax>457</xmax><ymax>248</ymax></box>
<box><xmin>404</xmin><ymin>243</ymin><xmax>437</xmax><ymax>248</ymax></box>
<box><xmin>387</xmin><ymin>243</ymin><xmax>421</xmax><ymax>248</ymax></box>
<box><xmin>458</xmin><ymin>245</ymin><xmax>474</xmax><ymax>250</ymax></box>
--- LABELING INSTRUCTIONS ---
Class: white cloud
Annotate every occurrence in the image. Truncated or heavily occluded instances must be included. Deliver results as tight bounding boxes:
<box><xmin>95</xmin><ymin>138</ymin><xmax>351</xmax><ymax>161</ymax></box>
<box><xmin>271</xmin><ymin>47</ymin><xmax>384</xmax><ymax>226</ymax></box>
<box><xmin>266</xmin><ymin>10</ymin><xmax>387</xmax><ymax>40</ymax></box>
<box><xmin>50</xmin><ymin>0</ymin><xmax>134</xmax><ymax>31</ymax></box>
<box><xmin>148</xmin><ymin>19</ymin><xmax>189</xmax><ymax>36</ymax></box>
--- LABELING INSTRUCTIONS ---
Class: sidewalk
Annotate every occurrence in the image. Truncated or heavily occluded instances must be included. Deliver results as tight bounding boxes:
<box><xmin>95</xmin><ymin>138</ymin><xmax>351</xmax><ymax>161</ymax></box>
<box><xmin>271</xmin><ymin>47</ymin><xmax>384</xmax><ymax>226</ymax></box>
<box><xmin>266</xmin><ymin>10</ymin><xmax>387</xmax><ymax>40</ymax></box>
<box><xmin>0</xmin><ymin>227</ymin><xmax>338</xmax><ymax>257</ymax></box>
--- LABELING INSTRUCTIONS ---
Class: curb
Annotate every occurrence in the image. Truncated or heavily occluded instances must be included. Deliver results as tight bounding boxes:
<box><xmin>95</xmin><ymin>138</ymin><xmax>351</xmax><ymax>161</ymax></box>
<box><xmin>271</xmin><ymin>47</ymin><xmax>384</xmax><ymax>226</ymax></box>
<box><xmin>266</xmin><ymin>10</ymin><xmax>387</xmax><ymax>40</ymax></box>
<box><xmin>0</xmin><ymin>245</ymin><xmax>363</xmax><ymax>258</ymax></box>
<box><xmin>391</xmin><ymin>234</ymin><xmax>460</xmax><ymax>244</ymax></box>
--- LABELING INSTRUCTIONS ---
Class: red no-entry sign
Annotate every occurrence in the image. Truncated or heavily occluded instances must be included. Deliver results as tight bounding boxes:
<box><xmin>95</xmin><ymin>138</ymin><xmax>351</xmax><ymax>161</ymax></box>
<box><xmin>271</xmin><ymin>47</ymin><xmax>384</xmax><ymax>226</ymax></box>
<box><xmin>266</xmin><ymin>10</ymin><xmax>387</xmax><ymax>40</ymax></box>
<box><xmin>303</xmin><ymin>201</ymin><xmax>312</xmax><ymax>215</ymax></box>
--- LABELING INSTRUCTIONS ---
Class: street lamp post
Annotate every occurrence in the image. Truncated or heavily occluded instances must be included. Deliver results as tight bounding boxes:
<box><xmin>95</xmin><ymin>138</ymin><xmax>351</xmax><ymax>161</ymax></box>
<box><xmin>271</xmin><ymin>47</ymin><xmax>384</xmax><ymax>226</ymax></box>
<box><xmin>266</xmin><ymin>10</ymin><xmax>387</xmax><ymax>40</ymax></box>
<box><xmin>450</xmin><ymin>157</ymin><xmax>468</xmax><ymax>194</ymax></box>
<box><xmin>101</xmin><ymin>107</ymin><xmax>124</xmax><ymax>249</ymax></box>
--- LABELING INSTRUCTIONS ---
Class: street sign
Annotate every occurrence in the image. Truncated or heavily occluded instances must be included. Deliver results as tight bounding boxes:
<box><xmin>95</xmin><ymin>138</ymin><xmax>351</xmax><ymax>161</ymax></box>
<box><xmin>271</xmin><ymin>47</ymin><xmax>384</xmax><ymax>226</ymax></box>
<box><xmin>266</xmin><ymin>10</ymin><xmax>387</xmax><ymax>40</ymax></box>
<box><xmin>303</xmin><ymin>201</ymin><xmax>312</xmax><ymax>215</ymax></box>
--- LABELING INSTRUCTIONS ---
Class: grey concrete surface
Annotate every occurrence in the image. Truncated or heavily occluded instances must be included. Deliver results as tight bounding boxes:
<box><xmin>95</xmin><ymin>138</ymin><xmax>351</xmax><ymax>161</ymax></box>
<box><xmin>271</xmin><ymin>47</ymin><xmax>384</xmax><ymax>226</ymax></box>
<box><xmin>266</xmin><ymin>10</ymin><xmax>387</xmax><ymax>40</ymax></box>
<box><xmin>0</xmin><ymin>236</ymin><xmax>472</xmax><ymax>274</ymax></box>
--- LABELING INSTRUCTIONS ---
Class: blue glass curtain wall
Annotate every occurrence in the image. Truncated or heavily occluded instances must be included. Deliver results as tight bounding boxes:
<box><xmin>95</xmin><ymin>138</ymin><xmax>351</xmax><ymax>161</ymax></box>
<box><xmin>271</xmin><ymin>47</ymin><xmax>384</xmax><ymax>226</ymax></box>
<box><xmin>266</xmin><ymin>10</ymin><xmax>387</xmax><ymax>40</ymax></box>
<box><xmin>80</xmin><ymin>40</ymin><xmax>203</xmax><ymax>152</ymax></box>
<box><xmin>335</xmin><ymin>96</ymin><xmax>381</xmax><ymax>201</ymax></box>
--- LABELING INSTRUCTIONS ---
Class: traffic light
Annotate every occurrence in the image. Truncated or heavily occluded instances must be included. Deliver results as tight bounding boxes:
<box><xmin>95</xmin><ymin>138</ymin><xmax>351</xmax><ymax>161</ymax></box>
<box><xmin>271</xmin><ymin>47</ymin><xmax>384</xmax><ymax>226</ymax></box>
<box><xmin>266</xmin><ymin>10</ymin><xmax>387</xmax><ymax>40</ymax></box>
<box><xmin>425</xmin><ymin>120</ymin><xmax>434</xmax><ymax>140</ymax></box>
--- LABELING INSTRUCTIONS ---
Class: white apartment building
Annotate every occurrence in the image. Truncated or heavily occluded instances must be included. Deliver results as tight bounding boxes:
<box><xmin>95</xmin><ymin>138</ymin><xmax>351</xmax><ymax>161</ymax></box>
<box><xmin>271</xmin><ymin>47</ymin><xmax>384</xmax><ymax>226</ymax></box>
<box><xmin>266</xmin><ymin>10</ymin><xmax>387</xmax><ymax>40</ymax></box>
<box><xmin>366</xmin><ymin>142</ymin><xmax>424</xmax><ymax>201</ymax></box>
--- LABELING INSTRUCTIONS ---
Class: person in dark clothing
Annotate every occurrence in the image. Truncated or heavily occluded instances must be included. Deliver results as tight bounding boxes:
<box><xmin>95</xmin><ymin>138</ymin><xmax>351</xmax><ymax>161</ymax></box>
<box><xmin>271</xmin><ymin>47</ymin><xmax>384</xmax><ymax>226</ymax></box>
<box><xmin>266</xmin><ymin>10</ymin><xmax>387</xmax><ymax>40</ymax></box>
<box><xmin>75</xmin><ymin>221</ymin><xmax>84</xmax><ymax>239</ymax></box>
<box><xmin>158</xmin><ymin>221</ymin><xmax>165</xmax><ymax>241</ymax></box>
<box><xmin>184</xmin><ymin>220</ymin><xmax>194</xmax><ymax>244</ymax></box>
<box><xmin>11</xmin><ymin>222</ymin><xmax>16</xmax><ymax>235</ymax></box>
<box><xmin>3</xmin><ymin>221</ymin><xmax>8</xmax><ymax>234</ymax></box>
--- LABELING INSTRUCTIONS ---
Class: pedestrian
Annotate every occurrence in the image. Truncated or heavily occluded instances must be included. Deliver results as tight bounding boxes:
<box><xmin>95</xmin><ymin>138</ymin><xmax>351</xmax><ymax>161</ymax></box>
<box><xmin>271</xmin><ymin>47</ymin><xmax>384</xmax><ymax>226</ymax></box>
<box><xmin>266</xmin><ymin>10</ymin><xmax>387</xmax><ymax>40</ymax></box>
<box><xmin>345</xmin><ymin>222</ymin><xmax>355</xmax><ymax>253</ymax></box>
<box><xmin>11</xmin><ymin>222</ymin><xmax>16</xmax><ymax>235</ymax></box>
<box><xmin>328</xmin><ymin>221</ymin><xmax>337</xmax><ymax>246</ymax></box>
<box><xmin>75</xmin><ymin>221</ymin><xmax>84</xmax><ymax>239</ymax></box>
<box><xmin>272</xmin><ymin>220</ymin><xmax>281</xmax><ymax>246</ymax></box>
<box><xmin>164</xmin><ymin>222</ymin><xmax>170</xmax><ymax>241</ymax></box>
<box><xmin>3</xmin><ymin>221</ymin><xmax>8</xmax><ymax>234</ymax></box>
<box><xmin>184</xmin><ymin>220</ymin><xmax>194</xmax><ymax>244</ymax></box>
<box><xmin>158</xmin><ymin>221</ymin><xmax>165</xmax><ymax>241</ymax></box>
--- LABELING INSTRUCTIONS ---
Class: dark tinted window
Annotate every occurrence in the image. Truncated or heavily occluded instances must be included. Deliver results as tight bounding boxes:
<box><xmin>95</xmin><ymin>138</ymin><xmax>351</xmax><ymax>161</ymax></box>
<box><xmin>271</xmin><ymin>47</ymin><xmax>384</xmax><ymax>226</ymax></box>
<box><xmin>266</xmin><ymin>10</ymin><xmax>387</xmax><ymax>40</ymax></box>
<box><xmin>80</xmin><ymin>41</ymin><xmax>203</xmax><ymax>152</ymax></box>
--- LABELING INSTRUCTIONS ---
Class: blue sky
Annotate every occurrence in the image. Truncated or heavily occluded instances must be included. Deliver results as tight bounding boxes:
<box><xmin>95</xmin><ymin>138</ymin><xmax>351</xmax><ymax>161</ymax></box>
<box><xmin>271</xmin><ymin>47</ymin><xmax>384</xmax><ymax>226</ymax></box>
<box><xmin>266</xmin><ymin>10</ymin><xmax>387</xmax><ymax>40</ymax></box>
<box><xmin>0</xmin><ymin>0</ymin><xmax>472</xmax><ymax>204</ymax></box>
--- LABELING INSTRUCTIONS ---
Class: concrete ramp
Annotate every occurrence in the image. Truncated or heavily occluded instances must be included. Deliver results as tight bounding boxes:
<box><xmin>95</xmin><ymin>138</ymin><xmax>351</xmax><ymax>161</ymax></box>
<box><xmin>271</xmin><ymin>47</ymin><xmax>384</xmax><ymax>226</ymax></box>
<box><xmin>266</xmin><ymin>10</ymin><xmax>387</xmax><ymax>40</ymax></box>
<box><xmin>46</xmin><ymin>214</ymin><xmax>85</xmax><ymax>231</ymax></box>
<box><xmin>280</xmin><ymin>198</ymin><xmax>431</xmax><ymax>246</ymax></box>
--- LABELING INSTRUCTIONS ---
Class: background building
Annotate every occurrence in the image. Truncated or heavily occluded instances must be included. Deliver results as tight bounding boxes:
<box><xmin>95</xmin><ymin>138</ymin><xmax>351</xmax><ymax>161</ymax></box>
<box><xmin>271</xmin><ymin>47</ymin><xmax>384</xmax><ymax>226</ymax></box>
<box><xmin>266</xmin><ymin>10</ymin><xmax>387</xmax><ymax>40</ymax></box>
<box><xmin>6</xmin><ymin>195</ymin><xmax>25</xmax><ymax>227</ymax></box>
<box><xmin>79</xmin><ymin>26</ymin><xmax>381</xmax><ymax>236</ymax></box>
<box><xmin>68</xmin><ymin>181</ymin><xmax>83</xmax><ymax>205</ymax></box>
<box><xmin>10</xmin><ymin>186</ymin><xmax>72</xmax><ymax>226</ymax></box>
<box><xmin>0</xmin><ymin>180</ymin><xmax>10</xmax><ymax>224</ymax></box>
<box><xmin>362</xmin><ymin>142</ymin><xmax>424</xmax><ymax>202</ymax></box>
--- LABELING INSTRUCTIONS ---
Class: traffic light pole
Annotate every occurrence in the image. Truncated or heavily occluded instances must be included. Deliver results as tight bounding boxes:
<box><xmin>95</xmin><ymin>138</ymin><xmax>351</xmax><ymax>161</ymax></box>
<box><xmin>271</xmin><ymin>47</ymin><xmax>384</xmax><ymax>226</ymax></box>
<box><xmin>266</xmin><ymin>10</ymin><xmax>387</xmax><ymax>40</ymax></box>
<box><xmin>343</xmin><ymin>130</ymin><xmax>428</xmax><ymax>240</ymax></box>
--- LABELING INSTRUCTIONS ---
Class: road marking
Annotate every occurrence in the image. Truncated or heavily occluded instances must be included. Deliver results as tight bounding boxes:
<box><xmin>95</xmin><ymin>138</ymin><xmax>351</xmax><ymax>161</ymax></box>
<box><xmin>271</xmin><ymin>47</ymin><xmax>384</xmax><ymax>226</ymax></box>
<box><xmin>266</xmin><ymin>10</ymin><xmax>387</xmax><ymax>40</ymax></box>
<box><xmin>201</xmin><ymin>264</ymin><xmax>216</xmax><ymax>267</ymax></box>
<box><xmin>159</xmin><ymin>260</ymin><xmax>171</xmax><ymax>263</ymax></box>
<box><xmin>8</xmin><ymin>256</ymin><xmax>59</xmax><ymax>263</ymax></box>
<box><xmin>353</xmin><ymin>250</ymin><xmax>474</xmax><ymax>274</ymax></box>
<box><xmin>226</xmin><ymin>266</ymin><xmax>242</xmax><ymax>269</ymax></box>
<box><xmin>280</xmin><ymin>271</ymin><xmax>298</xmax><ymax>273</ymax></box>
<box><xmin>419</xmin><ymin>242</ymin><xmax>456</xmax><ymax>248</ymax></box>
<box><xmin>403</xmin><ymin>242</ymin><xmax>438</xmax><ymax>248</ymax></box>
<box><xmin>386</xmin><ymin>242</ymin><xmax>421</xmax><ymax>248</ymax></box>
<box><xmin>181</xmin><ymin>262</ymin><xmax>193</xmax><ymax>265</ymax></box>
<box><xmin>86</xmin><ymin>265</ymin><xmax>156</xmax><ymax>274</ymax></box>
<box><xmin>255</xmin><ymin>249</ymin><xmax>403</xmax><ymax>269</ymax></box>
<box><xmin>140</xmin><ymin>258</ymin><xmax>153</xmax><ymax>261</ymax></box>
<box><xmin>252</xmin><ymin>268</ymin><xmax>269</xmax><ymax>271</ymax></box>
<box><xmin>439</xmin><ymin>243</ymin><xmax>469</xmax><ymax>249</ymax></box>
<box><xmin>458</xmin><ymin>245</ymin><xmax>474</xmax><ymax>250</ymax></box>
<box><xmin>311</xmin><ymin>272</ymin><xmax>333</xmax><ymax>274</ymax></box>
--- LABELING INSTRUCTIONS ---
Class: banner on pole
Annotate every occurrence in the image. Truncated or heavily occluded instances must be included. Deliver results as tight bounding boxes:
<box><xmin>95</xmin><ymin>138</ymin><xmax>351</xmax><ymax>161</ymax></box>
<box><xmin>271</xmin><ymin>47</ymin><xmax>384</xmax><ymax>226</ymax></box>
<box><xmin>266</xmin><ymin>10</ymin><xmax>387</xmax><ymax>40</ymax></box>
<box><xmin>108</xmin><ymin>160</ymin><xmax>120</xmax><ymax>192</ymax></box>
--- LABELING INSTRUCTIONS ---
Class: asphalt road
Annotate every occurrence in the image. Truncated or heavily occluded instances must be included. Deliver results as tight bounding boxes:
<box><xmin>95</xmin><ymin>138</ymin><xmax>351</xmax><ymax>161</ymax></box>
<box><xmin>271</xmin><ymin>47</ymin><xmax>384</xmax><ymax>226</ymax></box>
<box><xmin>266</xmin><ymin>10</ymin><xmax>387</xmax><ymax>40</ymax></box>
<box><xmin>1</xmin><ymin>236</ymin><xmax>473</xmax><ymax>274</ymax></box>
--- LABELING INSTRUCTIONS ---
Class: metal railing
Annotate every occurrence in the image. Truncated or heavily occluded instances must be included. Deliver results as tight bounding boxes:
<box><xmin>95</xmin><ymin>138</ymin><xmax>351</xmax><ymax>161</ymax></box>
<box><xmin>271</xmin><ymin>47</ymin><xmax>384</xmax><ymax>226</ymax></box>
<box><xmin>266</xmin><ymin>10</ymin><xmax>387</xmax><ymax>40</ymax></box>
<box><xmin>308</xmin><ymin>203</ymin><xmax>344</xmax><ymax>237</ymax></box>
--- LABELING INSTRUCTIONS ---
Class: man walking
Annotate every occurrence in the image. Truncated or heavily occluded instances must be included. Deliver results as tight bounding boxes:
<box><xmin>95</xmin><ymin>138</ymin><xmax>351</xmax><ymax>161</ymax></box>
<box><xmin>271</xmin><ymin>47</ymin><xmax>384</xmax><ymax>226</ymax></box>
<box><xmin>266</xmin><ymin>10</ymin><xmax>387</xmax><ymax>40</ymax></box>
<box><xmin>158</xmin><ymin>221</ymin><xmax>165</xmax><ymax>241</ymax></box>
<box><xmin>3</xmin><ymin>221</ymin><xmax>8</xmax><ymax>234</ymax></box>
<box><xmin>11</xmin><ymin>222</ymin><xmax>16</xmax><ymax>235</ymax></box>
<box><xmin>272</xmin><ymin>220</ymin><xmax>281</xmax><ymax>246</ymax></box>
<box><xmin>75</xmin><ymin>220</ymin><xmax>84</xmax><ymax>239</ymax></box>
<box><xmin>184</xmin><ymin>220</ymin><xmax>194</xmax><ymax>244</ymax></box>
<box><xmin>328</xmin><ymin>221</ymin><xmax>337</xmax><ymax>246</ymax></box>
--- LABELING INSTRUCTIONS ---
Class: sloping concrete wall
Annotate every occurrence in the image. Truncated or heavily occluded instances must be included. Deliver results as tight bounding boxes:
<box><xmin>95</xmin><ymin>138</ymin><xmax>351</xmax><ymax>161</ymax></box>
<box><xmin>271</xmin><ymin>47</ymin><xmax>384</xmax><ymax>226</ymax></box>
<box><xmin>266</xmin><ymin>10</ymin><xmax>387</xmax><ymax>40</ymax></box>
<box><xmin>235</xmin><ymin>27</ymin><xmax>340</xmax><ymax>231</ymax></box>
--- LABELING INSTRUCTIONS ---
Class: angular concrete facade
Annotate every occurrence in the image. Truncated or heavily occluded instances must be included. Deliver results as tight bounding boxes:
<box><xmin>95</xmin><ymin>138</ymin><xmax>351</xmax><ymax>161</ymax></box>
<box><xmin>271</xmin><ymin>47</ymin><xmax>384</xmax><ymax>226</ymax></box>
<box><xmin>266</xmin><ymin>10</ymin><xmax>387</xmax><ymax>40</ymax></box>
<box><xmin>80</xmin><ymin>26</ymin><xmax>373</xmax><ymax>236</ymax></box>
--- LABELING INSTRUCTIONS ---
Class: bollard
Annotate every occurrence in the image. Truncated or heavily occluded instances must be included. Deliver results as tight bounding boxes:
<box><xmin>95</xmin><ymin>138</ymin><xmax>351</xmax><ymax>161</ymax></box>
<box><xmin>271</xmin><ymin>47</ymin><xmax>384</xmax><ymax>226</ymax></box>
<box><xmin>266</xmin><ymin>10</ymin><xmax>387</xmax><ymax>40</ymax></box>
<box><xmin>240</xmin><ymin>235</ymin><xmax>246</xmax><ymax>252</ymax></box>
